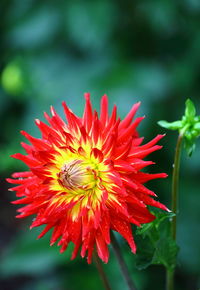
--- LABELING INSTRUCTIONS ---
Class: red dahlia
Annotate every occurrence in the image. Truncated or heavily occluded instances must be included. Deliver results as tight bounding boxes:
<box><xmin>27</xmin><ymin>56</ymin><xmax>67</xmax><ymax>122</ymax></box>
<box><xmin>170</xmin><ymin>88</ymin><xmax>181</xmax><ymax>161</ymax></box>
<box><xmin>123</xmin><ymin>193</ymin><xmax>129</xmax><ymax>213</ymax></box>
<box><xmin>7</xmin><ymin>94</ymin><xmax>168</xmax><ymax>263</ymax></box>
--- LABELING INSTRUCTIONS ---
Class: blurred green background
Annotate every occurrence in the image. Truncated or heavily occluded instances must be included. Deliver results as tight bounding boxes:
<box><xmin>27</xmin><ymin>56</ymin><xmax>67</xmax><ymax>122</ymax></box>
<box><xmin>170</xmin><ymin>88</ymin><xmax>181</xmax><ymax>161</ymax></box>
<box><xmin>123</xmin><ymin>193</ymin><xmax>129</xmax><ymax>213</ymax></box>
<box><xmin>0</xmin><ymin>0</ymin><xmax>200</xmax><ymax>289</ymax></box>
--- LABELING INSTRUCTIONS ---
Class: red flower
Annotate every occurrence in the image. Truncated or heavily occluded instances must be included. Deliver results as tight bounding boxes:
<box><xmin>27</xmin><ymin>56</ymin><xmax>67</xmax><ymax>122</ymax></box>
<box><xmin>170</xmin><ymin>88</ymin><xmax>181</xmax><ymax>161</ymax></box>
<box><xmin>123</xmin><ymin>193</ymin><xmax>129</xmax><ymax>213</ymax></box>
<box><xmin>7</xmin><ymin>94</ymin><xmax>168</xmax><ymax>263</ymax></box>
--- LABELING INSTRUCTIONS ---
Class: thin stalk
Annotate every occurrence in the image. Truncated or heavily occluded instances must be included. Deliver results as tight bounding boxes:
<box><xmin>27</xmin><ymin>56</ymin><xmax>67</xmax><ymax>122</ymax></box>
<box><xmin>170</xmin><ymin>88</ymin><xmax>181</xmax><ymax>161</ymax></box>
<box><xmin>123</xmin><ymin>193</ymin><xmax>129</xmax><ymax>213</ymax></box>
<box><xmin>166</xmin><ymin>269</ymin><xmax>174</xmax><ymax>290</ymax></box>
<box><xmin>111</xmin><ymin>231</ymin><xmax>137</xmax><ymax>290</ymax></box>
<box><xmin>171</xmin><ymin>134</ymin><xmax>183</xmax><ymax>240</ymax></box>
<box><xmin>166</xmin><ymin>133</ymin><xmax>183</xmax><ymax>290</ymax></box>
<box><xmin>93</xmin><ymin>251</ymin><xmax>112</xmax><ymax>290</ymax></box>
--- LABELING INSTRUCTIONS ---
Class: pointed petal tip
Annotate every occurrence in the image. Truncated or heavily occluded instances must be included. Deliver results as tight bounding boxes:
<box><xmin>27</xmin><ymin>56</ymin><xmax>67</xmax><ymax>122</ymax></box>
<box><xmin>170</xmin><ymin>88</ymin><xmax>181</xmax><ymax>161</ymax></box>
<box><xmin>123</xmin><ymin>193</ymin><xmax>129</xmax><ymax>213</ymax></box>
<box><xmin>43</xmin><ymin>111</ymin><xmax>49</xmax><ymax>118</ymax></box>
<box><xmin>156</xmin><ymin>134</ymin><xmax>166</xmax><ymax>140</ymax></box>
<box><xmin>133</xmin><ymin>101</ymin><xmax>141</xmax><ymax>111</ymax></box>
<box><xmin>162</xmin><ymin>173</ymin><xmax>168</xmax><ymax>178</ymax></box>
<box><xmin>87</xmin><ymin>257</ymin><xmax>92</xmax><ymax>264</ymax></box>
<box><xmin>102</xmin><ymin>93</ymin><xmax>108</xmax><ymax>100</ymax></box>
<box><xmin>62</xmin><ymin>101</ymin><xmax>70</xmax><ymax>108</ymax></box>
<box><xmin>70</xmin><ymin>253</ymin><xmax>76</xmax><ymax>260</ymax></box>
<box><xmin>20</xmin><ymin>141</ymin><xmax>28</xmax><ymax>148</ymax></box>
<box><xmin>159</xmin><ymin>204</ymin><xmax>171</xmax><ymax>212</ymax></box>
<box><xmin>158</xmin><ymin>145</ymin><xmax>163</xmax><ymax>149</ymax></box>
<box><xmin>50</xmin><ymin>105</ymin><xmax>56</xmax><ymax>116</ymax></box>
<box><xmin>80</xmin><ymin>251</ymin><xmax>85</xmax><ymax>259</ymax></box>
<box><xmin>16</xmin><ymin>214</ymin><xmax>23</xmax><ymax>218</ymax></box>
<box><xmin>131</xmin><ymin>247</ymin><xmax>137</xmax><ymax>254</ymax></box>
<box><xmin>61</xmin><ymin>101</ymin><xmax>68</xmax><ymax>110</ymax></box>
<box><xmin>62</xmin><ymin>101</ymin><xmax>74</xmax><ymax>115</ymax></box>
<box><xmin>10</xmin><ymin>200</ymin><xmax>17</xmax><ymax>204</ymax></box>
<box><xmin>103</xmin><ymin>258</ymin><xmax>109</xmax><ymax>264</ymax></box>
<box><xmin>132</xmin><ymin>248</ymin><xmax>137</xmax><ymax>254</ymax></box>
<box><xmin>84</xmin><ymin>92</ymin><xmax>91</xmax><ymax>100</ymax></box>
<box><xmin>134</xmin><ymin>101</ymin><xmax>141</xmax><ymax>108</ymax></box>
<box><xmin>129</xmin><ymin>240</ymin><xmax>137</xmax><ymax>254</ymax></box>
<box><xmin>10</xmin><ymin>153</ymin><xmax>18</xmax><ymax>159</ymax></box>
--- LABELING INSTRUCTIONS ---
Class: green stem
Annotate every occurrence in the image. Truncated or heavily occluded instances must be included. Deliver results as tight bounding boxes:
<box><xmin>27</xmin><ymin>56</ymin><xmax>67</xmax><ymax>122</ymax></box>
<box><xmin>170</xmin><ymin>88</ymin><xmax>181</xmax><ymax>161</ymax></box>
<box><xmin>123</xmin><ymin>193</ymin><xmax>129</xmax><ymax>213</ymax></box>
<box><xmin>93</xmin><ymin>251</ymin><xmax>112</xmax><ymax>290</ymax></box>
<box><xmin>111</xmin><ymin>231</ymin><xmax>137</xmax><ymax>290</ymax></box>
<box><xmin>166</xmin><ymin>133</ymin><xmax>183</xmax><ymax>290</ymax></box>
<box><xmin>166</xmin><ymin>269</ymin><xmax>174</xmax><ymax>290</ymax></box>
<box><xmin>171</xmin><ymin>134</ymin><xmax>183</xmax><ymax>240</ymax></box>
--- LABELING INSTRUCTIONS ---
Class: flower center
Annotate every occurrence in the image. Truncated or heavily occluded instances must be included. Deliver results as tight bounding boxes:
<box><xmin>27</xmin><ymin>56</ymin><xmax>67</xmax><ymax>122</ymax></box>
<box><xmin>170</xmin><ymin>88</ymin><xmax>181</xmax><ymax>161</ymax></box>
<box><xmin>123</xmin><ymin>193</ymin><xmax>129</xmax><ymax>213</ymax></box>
<box><xmin>58</xmin><ymin>159</ymin><xmax>97</xmax><ymax>191</ymax></box>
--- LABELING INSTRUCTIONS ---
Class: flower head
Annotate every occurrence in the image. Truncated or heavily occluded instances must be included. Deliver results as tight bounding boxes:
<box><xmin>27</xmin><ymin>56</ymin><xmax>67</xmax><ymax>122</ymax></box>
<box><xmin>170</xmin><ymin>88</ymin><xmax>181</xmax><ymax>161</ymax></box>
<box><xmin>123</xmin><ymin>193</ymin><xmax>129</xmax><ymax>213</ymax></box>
<box><xmin>7</xmin><ymin>93</ymin><xmax>167</xmax><ymax>263</ymax></box>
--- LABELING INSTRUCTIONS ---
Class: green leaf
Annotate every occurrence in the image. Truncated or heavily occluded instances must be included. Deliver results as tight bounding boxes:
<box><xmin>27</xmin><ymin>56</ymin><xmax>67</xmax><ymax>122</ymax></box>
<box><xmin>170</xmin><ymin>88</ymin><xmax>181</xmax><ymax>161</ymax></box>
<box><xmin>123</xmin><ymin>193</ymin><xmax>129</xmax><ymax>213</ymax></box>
<box><xmin>184</xmin><ymin>139</ymin><xmax>196</xmax><ymax>157</ymax></box>
<box><xmin>135</xmin><ymin>235</ymin><xmax>155</xmax><ymax>270</ymax></box>
<box><xmin>157</xmin><ymin>120</ymin><xmax>182</xmax><ymax>130</ymax></box>
<box><xmin>152</xmin><ymin>237</ymin><xmax>179</xmax><ymax>270</ymax></box>
<box><xmin>194</xmin><ymin>122</ymin><xmax>200</xmax><ymax>133</ymax></box>
<box><xmin>136</xmin><ymin>211</ymin><xmax>174</xmax><ymax>237</ymax></box>
<box><xmin>135</xmin><ymin>211</ymin><xmax>178</xmax><ymax>270</ymax></box>
<box><xmin>185</xmin><ymin>99</ymin><xmax>196</xmax><ymax>120</ymax></box>
<box><xmin>158</xmin><ymin>99</ymin><xmax>199</xmax><ymax>156</ymax></box>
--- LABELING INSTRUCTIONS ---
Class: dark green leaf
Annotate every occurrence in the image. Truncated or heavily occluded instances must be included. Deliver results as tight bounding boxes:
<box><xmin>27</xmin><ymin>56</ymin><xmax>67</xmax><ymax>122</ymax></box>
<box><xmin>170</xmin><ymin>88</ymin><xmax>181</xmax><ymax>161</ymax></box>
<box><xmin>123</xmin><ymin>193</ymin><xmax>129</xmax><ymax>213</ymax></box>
<box><xmin>135</xmin><ymin>211</ymin><xmax>178</xmax><ymax>270</ymax></box>
<box><xmin>135</xmin><ymin>234</ymin><xmax>179</xmax><ymax>271</ymax></box>
<box><xmin>136</xmin><ymin>211</ymin><xmax>174</xmax><ymax>237</ymax></box>
<box><xmin>152</xmin><ymin>237</ymin><xmax>179</xmax><ymax>270</ymax></box>
<box><xmin>135</xmin><ymin>236</ymin><xmax>155</xmax><ymax>270</ymax></box>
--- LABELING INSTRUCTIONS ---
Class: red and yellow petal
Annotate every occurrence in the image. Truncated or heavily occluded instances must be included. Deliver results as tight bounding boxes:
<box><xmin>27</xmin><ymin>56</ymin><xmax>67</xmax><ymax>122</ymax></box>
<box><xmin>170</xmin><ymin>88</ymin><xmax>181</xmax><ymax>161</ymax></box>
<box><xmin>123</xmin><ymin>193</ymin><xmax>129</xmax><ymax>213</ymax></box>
<box><xmin>7</xmin><ymin>93</ymin><xmax>168</xmax><ymax>263</ymax></box>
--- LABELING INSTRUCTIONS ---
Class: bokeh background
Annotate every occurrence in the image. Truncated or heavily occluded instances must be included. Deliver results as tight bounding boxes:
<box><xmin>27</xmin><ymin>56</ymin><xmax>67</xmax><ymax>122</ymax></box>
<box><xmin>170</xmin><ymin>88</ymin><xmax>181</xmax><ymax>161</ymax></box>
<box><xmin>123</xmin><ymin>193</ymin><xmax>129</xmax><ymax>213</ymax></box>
<box><xmin>0</xmin><ymin>0</ymin><xmax>200</xmax><ymax>289</ymax></box>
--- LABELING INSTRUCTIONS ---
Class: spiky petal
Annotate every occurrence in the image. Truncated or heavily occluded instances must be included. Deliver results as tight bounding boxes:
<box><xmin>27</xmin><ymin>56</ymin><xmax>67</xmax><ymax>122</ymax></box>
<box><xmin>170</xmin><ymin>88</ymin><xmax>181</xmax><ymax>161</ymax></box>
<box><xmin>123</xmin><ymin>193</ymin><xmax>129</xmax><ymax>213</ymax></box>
<box><xmin>7</xmin><ymin>93</ymin><xmax>168</xmax><ymax>263</ymax></box>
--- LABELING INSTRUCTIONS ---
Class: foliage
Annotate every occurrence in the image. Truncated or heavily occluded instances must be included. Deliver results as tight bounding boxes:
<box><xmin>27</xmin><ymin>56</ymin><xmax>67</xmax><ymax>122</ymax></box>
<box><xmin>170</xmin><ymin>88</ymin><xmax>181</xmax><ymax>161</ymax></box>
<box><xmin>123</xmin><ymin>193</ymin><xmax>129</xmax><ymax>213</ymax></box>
<box><xmin>135</xmin><ymin>211</ymin><xmax>179</xmax><ymax>271</ymax></box>
<box><xmin>158</xmin><ymin>99</ymin><xmax>200</xmax><ymax>156</ymax></box>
